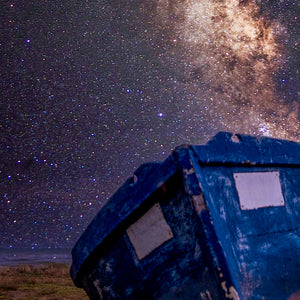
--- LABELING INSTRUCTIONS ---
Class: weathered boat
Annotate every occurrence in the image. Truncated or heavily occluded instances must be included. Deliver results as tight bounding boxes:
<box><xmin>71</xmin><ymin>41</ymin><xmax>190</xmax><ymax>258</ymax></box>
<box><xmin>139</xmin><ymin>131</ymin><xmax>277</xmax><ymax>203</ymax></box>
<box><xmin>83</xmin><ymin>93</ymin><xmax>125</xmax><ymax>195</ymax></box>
<box><xmin>70</xmin><ymin>132</ymin><xmax>300</xmax><ymax>299</ymax></box>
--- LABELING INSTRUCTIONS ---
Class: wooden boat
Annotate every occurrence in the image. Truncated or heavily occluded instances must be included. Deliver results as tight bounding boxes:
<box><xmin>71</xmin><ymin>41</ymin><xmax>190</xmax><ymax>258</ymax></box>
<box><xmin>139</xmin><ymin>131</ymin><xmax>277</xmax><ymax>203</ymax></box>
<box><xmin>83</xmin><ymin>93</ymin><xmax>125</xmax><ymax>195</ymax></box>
<box><xmin>71</xmin><ymin>132</ymin><xmax>300</xmax><ymax>299</ymax></box>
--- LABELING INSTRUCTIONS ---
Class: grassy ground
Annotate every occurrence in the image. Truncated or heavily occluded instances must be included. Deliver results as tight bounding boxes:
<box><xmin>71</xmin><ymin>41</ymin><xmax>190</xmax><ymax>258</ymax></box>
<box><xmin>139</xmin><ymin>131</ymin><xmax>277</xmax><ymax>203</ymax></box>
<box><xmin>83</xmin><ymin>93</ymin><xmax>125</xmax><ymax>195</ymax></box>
<box><xmin>0</xmin><ymin>263</ymin><xmax>89</xmax><ymax>300</ymax></box>
<box><xmin>2</xmin><ymin>263</ymin><xmax>299</xmax><ymax>300</ymax></box>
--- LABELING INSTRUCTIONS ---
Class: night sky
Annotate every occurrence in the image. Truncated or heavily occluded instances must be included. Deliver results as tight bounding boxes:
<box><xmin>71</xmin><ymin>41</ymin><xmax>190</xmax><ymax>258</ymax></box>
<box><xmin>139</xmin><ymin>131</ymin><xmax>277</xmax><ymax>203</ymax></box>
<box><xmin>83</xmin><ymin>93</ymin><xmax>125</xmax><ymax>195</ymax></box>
<box><xmin>1</xmin><ymin>0</ymin><xmax>299</xmax><ymax>250</ymax></box>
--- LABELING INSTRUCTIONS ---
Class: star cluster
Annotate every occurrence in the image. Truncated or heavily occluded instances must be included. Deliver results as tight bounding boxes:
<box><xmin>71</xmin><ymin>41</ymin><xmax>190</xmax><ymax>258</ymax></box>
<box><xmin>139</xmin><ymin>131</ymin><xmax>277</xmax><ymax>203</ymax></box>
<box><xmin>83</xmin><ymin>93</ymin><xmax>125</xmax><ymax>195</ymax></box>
<box><xmin>1</xmin><ymin>0</ymin><xmax>299</xmax><ymax>249</ymax></box>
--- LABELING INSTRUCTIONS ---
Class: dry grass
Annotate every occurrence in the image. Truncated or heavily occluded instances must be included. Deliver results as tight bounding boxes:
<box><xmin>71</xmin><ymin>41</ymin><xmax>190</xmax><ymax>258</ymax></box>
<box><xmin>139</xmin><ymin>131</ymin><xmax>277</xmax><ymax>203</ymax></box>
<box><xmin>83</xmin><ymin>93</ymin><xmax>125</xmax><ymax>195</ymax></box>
<box><xmin>0</xmin><ymin>263</ymin><xmax>89</xmax><ymax>300</ymax></box>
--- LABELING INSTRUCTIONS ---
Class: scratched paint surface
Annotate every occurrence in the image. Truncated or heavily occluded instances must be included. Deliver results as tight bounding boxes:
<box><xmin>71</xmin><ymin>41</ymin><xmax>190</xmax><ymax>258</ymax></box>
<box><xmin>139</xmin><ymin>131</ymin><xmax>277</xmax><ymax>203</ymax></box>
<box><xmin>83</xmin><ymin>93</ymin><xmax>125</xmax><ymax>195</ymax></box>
<box><xmin>190</xmin><ymin>133</ymin><xmax>300</xmax><ymax>299</ymax></box>
<box><xmin>77</xmin><ymin>175</ymin><xmax>225</xmax><ymax>299</ymax></box>
<box><xmin>194</xmin><ymin>166</ymin><xmax>300</xmax><ymax>298</ymax></box>
<box><xmin>71</xmin><ymin>132</ymin><xmax>300</xmax><ymax>299</ymax></box>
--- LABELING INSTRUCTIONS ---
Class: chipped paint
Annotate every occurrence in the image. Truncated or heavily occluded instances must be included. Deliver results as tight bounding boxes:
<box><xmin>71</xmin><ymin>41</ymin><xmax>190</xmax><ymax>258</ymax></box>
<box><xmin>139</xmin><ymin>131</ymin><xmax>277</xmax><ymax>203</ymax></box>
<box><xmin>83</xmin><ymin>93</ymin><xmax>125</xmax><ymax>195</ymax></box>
<box><xmin>93</xmin><ymin>279</ymin><xmax>103</xmax><ymax>298</ymax></box>
<box><xmin>200</xmin><ymin>290</ymin><xmax>213</xmax><ymax>300</ymax></box>
<box><xmin>105</xmin><ymin>263</ymin><xmax>112</xmax><ymax>272</ymax></box>
<box><xmin>221</xmin><ymin>281</ymin><xmax>240</xmax><ymax>300</ymax></box>
<box><xmin>183</xmin><ymin>166</ymin><xmax>196</xmax><ymax>176</ymax></box>
<box><xmin>71</xmin><ymin>132</ymin><xmax>300</xmax><ymax>299</ymax></box>
<box><xmin>231</xmin><ymin>134</ymin><xmax>241</xmax><ymax>143</ymax></box>
<box><xmin>192</xmin><ymin>194</ymin><xmax>207</xmax><ymax>214</ymax></box>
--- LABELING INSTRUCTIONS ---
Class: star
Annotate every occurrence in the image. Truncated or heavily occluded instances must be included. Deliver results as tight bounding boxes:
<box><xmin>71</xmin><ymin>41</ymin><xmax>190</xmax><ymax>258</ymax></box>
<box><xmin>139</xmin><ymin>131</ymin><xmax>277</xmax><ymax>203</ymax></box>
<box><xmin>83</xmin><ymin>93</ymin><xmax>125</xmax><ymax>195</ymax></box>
<box><xmin>0</xmin><ymin>0</ymin><xmax>299</xmax><ymax>253</ymax></box>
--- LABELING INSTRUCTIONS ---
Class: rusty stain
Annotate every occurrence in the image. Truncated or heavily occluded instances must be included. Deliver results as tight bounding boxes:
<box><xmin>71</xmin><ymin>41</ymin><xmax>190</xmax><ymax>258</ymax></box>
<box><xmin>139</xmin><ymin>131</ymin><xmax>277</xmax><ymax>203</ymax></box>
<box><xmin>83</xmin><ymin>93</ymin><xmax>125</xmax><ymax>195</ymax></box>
<box><xmin>221</xmin><ymin>281</ymin><xmax>240</xmax><ymax>300</ymax></box>
<box><xmin>183</xmin><ymin>167</ymin><xmax>196</xmax><ymax>176</ymax></box>
<box><xmin>288</xmin><ymin>290</ymin><xmax>300</xmax><ymax>300</ymax></box>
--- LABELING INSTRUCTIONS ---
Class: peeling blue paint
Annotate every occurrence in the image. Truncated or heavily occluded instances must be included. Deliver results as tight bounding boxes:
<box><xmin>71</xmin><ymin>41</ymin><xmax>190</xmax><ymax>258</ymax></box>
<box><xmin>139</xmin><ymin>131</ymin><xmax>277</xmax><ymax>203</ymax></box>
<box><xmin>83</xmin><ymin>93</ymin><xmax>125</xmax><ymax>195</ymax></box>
<box><xmin>71</xmin><ymin>132</ymin><xmax>300</xmax><ymax>299</ymax></box>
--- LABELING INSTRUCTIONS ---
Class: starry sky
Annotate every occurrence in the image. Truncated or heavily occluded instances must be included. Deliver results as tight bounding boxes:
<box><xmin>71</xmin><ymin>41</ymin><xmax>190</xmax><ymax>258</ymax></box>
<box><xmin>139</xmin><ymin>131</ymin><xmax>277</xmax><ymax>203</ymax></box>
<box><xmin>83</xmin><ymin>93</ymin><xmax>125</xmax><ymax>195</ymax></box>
<box><xmin>1</xmin><ymin>0</ymin><xmax>299</xmax><ymax>250</ymax></box>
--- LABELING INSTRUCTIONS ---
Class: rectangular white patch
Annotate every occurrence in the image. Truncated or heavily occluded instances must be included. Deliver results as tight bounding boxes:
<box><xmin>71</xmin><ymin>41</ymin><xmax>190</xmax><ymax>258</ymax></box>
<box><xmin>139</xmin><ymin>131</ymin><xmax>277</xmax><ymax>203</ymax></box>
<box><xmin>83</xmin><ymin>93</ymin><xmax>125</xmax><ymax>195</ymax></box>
<box><xmin>126</xmin><ymin>203</ymin><xmax>173</xmax><ymax>260</ymax></box>
<box><xmin>234</xmin><ymin>171</ymin><xmax>285</xmax><ymax>210</ymax></box>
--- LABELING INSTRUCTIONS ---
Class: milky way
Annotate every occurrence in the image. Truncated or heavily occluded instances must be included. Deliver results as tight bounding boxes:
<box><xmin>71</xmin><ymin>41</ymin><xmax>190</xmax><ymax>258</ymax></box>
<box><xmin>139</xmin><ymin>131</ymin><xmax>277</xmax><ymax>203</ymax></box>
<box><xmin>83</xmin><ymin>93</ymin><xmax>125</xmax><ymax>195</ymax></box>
<box><xmin>156</xmin><ymin>0</ymin><xmax>299</xmax><ymax>139</ymax></box>
<box><xmin>1</xmin><ymin>0</ymin><xmax>299</xmax><ymax>250</ymax></box>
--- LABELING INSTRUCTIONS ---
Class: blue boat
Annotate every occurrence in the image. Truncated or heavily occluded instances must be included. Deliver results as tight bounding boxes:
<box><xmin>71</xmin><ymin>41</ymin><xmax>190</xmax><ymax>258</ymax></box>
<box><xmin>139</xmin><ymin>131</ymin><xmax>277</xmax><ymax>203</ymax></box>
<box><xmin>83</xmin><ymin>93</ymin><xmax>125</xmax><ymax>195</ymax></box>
<box><xmin>70</xmin><ymin>132</ymin><xmax>300</xmax><ymax>299</ymax></box>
